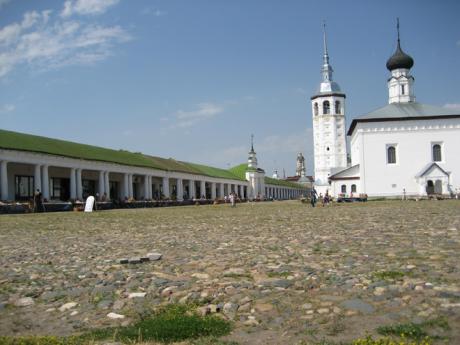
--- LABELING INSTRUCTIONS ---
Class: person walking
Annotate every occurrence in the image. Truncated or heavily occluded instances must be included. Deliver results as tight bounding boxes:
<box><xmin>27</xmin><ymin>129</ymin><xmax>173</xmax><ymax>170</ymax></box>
<box><xmin>230</xmin><ymin>192</ymin><xmax>236</xmax><ymax>207</ymax></box>
<box><xmin>33</xmin><ymin>189</ymin><xmax>44</xmax><ymax>212</ymax></box>
<box><xmin>310</xmin><ymin>188</ymin><xmax>318</xmax><ymax>207</ymax></box>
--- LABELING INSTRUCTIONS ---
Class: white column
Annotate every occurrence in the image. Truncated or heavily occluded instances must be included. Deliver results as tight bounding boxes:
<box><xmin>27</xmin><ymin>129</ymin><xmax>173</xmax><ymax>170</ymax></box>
<box><xmin>76</xmin><ymin>169</ymin><xmax>82</xmax><ymax>199</ymax></box>
<box><xmin>34</xmin><ymin>164</ymin><xmax>42</xmax><ymax>193</ymax></box>
<box><xmin>176</xmin><ymin>178</ymin><xmax>183</xmax><ymax>201</ymax></box>
<box><xmin>104</xmin><ymin>171</ymin><xmax>110</xmax><ymax>199</ymax></box>
<box><xmin>70</xmin><ymin>168</ymin><xmax>76</xmax><ymax>199</ymax></box>
<box><xmin>211</xmin><ymin>182</ymin><xmax>216</xmax><ymax>199</ymax></box>
<box><xmin>147</xmin><ymin>176</ymin><xmax>152</xmax><ymax>199</ymax></box>
<box><xmin>239</xmin><ymin>185</ymin><xmax>244</xmax><ymax>198</ymax></box>
<box><xmin>162</xmin><ymin>177</ymin><xmax>170</xmax><ymax>198</ymax></box>
<box><xmin>0</xmin><ymin>161</ymin><xmax>8</xmax><ymax>201</ymax></box>
<box><xmin>143</xmin><ymin>175</ymin><xmax>149</xmax><ymax>199</ymax></box>
<box><xmin>189</xmin><ymin>180</ymin><xmax>195</xmax><ymax>199</ymax></box>
<box><xmin>98</xmin><ymin>171</ymin><xmax>105</xmax><ymax>198</ymax></box>
<box><xmin>123</xmin><ymin>173</ymin><xmax>129</xmax><ymax>199</ymax></box>
<box><xmin>200</xmin><ymin>180</ymin><xmax>206</xmax><ymax>199</ymax></box>
<box><xmin>219</xmin><ymin>183</ymin><xmax>224</xmax><ymax>198</ymax></box>
<box><xmin>128</xmin><ymin>174</ymin><xmax>133</xmax><ymax>198</ymax></box>
<box><xmin>227</xmin><ymin>183</ymin><xmax>232</xmax><ymax>195</ymax></box>
<box><xmin>41</xmin><ymin>165</ymin><xmax>49</xmax><ymax>200</ymax></box>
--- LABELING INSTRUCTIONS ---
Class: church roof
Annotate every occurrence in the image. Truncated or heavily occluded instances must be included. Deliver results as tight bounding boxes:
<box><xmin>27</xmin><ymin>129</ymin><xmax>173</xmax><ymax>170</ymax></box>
<box><xmin>415</xmin><ymin>162</ymin><xmax>450</xmax><ymax>178</ymax></box>
<box><xmin>386</xmin><ymin>19</ymin><xmax>414</xmax><ymax>71</ymax></box>
<box><xmin>348</xmin><ymin>102</ymin><xmax>460</xmax><ymax>135</ymax></box>
<box><xmin>329</xmin><ymin>164</ymin><xmax>360</xmax><ymax>180</ymax></box>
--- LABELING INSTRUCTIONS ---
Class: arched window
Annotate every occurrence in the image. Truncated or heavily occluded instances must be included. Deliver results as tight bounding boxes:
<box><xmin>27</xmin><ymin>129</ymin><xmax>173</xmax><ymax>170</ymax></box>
<box><xmin>314</xmin><ymin>102</ymin><xmax>318</xmax><ymax>116</ymax></box>
<box><xmin>323</xmin><ymin>101</ymin><xmax>330</xmax><ymax>114</ymax></box>
<box><xmin>335</xmin><ymin>100</ymin><xmax>341</xmax><ymax>114</ymax></box>
<box><xmin>401</xmin><ymin>85</ymin><xmax>405</xmax><ymax>95</ymax></box>
<box><xmin>351</xmin><ymin>184</ymin><xmax>357</xmax><ymax>193</ymax></box>
<box><xmin>387</xmin><ymin>146</ymin><xmax>396</xmax><ymax>164</ymax></box>
<box><xmin>341</xmin><ymin>185</ymin><xmax>346</xmax><ymax>193</ymax></box>
<box><xmin>432</xmin><ymin>144</ymin><xmax>442</xmax><ymax>162</ymax></box>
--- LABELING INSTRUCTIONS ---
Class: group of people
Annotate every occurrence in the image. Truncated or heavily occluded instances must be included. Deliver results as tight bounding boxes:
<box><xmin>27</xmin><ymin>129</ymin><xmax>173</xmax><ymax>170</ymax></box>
<box><xmin>223</xmin><ymin>192</ymin><xmax>238</xmax><ymax>207</ymax></box>
<box><xmin>309</xmin><ymin>188</ymin><xmax>331</xmax><ymax>207</ymax></box>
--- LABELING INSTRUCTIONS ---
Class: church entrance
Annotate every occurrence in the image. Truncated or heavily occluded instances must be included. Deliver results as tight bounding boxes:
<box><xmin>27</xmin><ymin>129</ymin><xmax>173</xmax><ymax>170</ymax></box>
<box><xmin>426</xmin><ymin>180</ymin><xmax>434</xmax><ymax>195</ymax></box>
<box><xmin>434</xmin><ymin>180</ymin><xmax>442</xmax><ymax>194</ymax></box>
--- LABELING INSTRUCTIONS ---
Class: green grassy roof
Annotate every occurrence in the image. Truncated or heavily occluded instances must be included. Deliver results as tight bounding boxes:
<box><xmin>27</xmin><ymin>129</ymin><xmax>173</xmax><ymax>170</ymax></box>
<box><xmin>229</xmin><ymin>163</ymin><xmax>304</xmax><ymax>188</ymax></box>
<box><xmin>264</xmin><ymin>176</ymin><xmax>304</xmax><ymax>188</ymax></box>
<box><xmin>228</xmin><ymin>163</ymin><xmax>248</xmax><ymax>179</ymax></box>
<box><xmin>0</xmin><ymin>129</ymin><xmax>244</xmax><ymax>181</ymax></box>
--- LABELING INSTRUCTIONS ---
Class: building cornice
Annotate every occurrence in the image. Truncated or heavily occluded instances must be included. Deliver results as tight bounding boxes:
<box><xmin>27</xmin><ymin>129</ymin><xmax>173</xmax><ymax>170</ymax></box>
<box><xmin>310</xmin><ymin>93</ymin><xmax>346</xmax><ymax>101</ymax></box>
<box><xmin>347</xmin><ymin>114</ymin><xmax>460</xmax><ymax>136</ymax></box>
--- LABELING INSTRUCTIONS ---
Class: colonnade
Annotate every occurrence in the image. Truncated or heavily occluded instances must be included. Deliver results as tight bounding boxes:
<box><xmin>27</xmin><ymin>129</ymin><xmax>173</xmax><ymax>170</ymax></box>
<box><xmin>265</xmin><ymin>185</ymin><xmax>305</xmax><ymax>200</ymax></box>
<box><xmin>0</xmin><ymin>159</ymin><xmax>250</xmax><ymax>202</ymax></box>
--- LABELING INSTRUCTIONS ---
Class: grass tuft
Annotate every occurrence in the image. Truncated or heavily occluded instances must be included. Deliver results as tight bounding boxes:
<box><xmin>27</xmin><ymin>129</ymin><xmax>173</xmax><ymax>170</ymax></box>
<box><xmin>0</xmin><ymin>304</ymin><xmax>232</xmax><ymax>345</ymax></box>
<box><xmin>372</xmin><ymin>271</ymin><xmax>405</xmax><ymax>281</ymax></box>
<box><xmin>352</xmin><ymin>335</ymin><xmax>432</xmax><ymax>345</ymax></box>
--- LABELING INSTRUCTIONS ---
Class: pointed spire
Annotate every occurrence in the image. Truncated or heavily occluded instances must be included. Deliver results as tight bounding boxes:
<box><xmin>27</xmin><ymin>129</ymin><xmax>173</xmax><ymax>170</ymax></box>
<box><xmin>397</xmin><ymin>17</ymin><xmax>400</xmax><ymax>45</ymax></box>
<box><xmin>250</xmin><ymin>134</ymin><xmax>254</xmax><ymax>153</ymax></box>
<box><xmin>321</xmin><ymin>20</ymin><xmax>333</xmax><ymax>82</ymax></box>
<box><xmin>323</xmin><ymin>20</ymin><xmax>329</xmax><ymax>64</ymax></box>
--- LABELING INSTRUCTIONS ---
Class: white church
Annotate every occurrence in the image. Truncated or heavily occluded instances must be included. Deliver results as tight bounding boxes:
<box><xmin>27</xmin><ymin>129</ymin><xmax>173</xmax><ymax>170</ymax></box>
<box><xmin>312</xmin><ymin>22</ymin><xmax>460</xmax><ymax>198</ymax></box>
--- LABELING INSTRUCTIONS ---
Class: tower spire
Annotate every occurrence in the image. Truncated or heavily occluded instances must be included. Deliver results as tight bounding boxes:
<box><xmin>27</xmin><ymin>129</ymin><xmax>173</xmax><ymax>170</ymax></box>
<box><xmin>321</xmin><ymin>21</ymin><xmax>333</xmax><ymax>82</ymax></box>
<box><xmin>323</xmin><ymin>20</ymin><xmax>329</xmax><ymax>64</ymax></box>
<box><xmin>250</xmin><ymin>134</ymin><xmax>254</xmax><ymax>153</ymax></box>
<box><xmin>397</xmin><ymin>17</ymin><xmax>400</xmax><ymax>45</ymax></box>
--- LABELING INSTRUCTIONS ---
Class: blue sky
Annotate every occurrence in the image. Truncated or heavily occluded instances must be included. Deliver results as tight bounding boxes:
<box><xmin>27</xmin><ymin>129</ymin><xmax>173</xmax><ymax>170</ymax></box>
<box><xmin>1</xmin><ymin>0</ymin><xmax>459</xmax><ymax>176</ymax></box>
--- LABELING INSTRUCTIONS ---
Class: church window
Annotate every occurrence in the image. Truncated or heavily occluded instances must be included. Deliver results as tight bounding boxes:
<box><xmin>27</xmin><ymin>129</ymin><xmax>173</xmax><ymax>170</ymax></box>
<box><xmin>387</xmin><ymin>145</ymin><xmax>396</xmax><ymax>164</ymax></box>
<box><xmin>351</xmin><ymin>184</ymin><xmax>357</xmax><ymax>193</ymax></box>
<box><xmin>314</xmin><ymin>103</ymin><xmax>318</xmax><ymax>116</ymax></box>
<box><xmin>432</xmin><ymin>144</ymin><xmax>442</xmax><ymax>162</ymax></box>
<box><xmin>401</xmin><ymin>85</ymin><xmax>405</xmax><ymax>95</ymax></box>
<box><xmin>335</xmin><ymin>101</ymin><xmax>341</xmax><ymax>114</ymax></box>
<box><xmin>323</xmin><ymin>101</ymin><xmax>330</xmax><ymax>114</ymax></box>
<box><xmin>341</xmin><ymin>185</ymin><xmax>346</xmax><ymax>193</ymax></box>
<box><xmin>326</xmin><ymin>147</ymin><xmax>330</xmax><ymax>151</ymax></box>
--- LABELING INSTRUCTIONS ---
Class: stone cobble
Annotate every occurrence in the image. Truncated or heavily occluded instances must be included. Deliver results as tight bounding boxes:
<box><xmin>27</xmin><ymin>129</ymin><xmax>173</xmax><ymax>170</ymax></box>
<box><xmin>0</xmin><ymin>200</ymin><xmax>459</xmax><ymax>344</ymax></box>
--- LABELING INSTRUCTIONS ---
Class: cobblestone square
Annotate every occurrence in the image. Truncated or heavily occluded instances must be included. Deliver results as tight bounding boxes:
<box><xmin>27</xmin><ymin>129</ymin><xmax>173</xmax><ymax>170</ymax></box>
<box><xmin>0</xmin><ymin>200</ymin><xmax>459</xmax><ymax>344</ymax></box>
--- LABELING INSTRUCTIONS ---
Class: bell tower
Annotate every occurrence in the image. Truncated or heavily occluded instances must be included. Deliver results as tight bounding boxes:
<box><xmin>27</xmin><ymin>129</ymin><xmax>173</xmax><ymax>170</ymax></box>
<box><xmin>311</xmin><ymin>23</ymin><xmax>347</xmax><ymax>194</ymax></box>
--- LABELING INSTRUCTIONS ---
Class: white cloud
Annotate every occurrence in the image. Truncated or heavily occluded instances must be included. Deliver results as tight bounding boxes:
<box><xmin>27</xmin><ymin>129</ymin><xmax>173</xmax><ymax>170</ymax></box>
<box><xmin>173</xmin><ymin>103</ymin><xmax>224</xmax><ymax>128</ymax></box>
<box><xmin>0</xmin><ymin>103</ymin><xmax>15</xmax><ymax>113</ymax></box>
<box><xmin>0</xmin><ymin>6</ymin><xmax>130</xmax><ymax>78</ymax></box>
<box><xmin>444</xmin><ymin>103</ymin><xmax>460</xmax><ymax>109</ymax></box>
<box><xmin>61</xmin><ymin>0</ymin><xmax>119</xmax><ymax>17</ymax></box>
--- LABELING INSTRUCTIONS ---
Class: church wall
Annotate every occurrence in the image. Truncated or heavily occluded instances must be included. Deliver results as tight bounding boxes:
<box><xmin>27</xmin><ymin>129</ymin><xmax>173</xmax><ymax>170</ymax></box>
<box><xmin>355</xmin><ymin>118</ymin><xmax>460</xmax><ymax>196</ymax></box>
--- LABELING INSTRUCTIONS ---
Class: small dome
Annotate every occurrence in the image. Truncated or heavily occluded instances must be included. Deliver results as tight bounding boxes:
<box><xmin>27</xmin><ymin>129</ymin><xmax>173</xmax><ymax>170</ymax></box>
<box><xmin>386</xmin><ymin>42</ymin><xmax>414</xmax><ymax>71</ymax></box>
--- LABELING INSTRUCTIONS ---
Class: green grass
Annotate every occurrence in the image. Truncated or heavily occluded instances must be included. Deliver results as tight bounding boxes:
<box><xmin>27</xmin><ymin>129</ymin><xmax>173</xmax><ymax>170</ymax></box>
<box><xmin>376</xmin><ymin>317</ymin><xmax>450</xmax><ymax>340</ymax></box>
<box><xmin>0</xmin><ymin>304</ymin><xmax>232</xmax><ymax>345</ymax></box>
<box><xmin>372</xmin><ymin>270</ymin><xmax>406</xmax><ymax>281</ymax></box>
<box><xmin>267</xmin><ymin>271</ymin><xmax>291</xmax><ymax>278</ymax></box>
<box><xmin>352</xmin><ymin>335</ymin><xmax>432</xmax><ymax>345</ymax></box>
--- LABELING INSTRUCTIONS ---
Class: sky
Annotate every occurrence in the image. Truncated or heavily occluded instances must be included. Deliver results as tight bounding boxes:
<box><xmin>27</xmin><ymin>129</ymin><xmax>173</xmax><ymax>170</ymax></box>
<box><xmin>0</xmin><ymin>0</ymin><xmax>459</xmax><ymax>176</ymax></box>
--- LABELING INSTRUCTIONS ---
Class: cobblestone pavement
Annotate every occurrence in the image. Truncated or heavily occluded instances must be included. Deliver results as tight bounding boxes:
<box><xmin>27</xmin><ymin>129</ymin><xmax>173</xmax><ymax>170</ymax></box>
<box><xmin>0</xmin><ymin>200</ymin><xmax>459</xmax><ymax>344</ymax></box>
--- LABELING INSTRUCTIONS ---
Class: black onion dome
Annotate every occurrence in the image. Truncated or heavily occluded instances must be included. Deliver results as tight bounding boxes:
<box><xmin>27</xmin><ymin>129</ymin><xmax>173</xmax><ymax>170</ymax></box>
<box><xmin>386</xmin><ymin>41</ymin><xmax>414</xmax><ymax>71</ymax></box>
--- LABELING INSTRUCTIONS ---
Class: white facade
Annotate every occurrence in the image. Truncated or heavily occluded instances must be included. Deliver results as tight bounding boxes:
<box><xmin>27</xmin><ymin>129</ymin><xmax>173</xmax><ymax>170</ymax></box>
<box><xmin>350</xmin><ymin>118</ymin><xmax>460</xmax><ymax>197</ymax></box>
